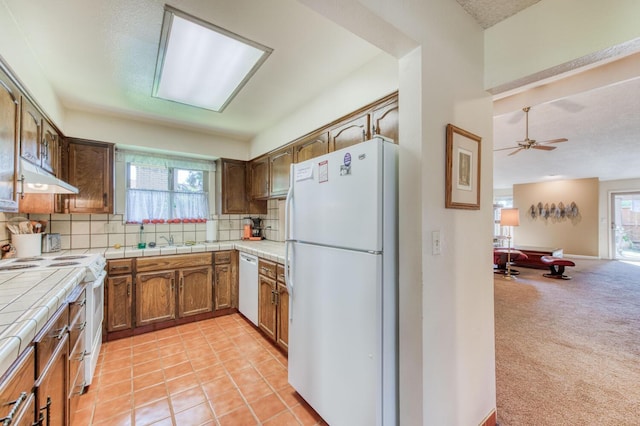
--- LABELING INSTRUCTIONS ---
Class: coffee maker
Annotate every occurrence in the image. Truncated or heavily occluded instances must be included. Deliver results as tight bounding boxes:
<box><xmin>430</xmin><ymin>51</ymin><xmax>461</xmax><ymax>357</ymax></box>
<box><xmin>250</xmin><ymin>217</ymin><xmax>264</xmax><ymax>240</ymax></box>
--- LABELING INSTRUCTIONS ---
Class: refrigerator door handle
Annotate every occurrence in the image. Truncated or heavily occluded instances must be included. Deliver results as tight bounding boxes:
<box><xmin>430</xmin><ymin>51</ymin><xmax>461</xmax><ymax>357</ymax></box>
<box><xmin>285</xmin><ymin>170</ymin><xmax>294</xmax><ymax>320</ymax></box>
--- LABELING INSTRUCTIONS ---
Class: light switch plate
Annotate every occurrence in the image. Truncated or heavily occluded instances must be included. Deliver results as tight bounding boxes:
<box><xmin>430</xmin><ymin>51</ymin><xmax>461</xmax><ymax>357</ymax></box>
<box><xmin>432</xmin><ymin>230</ymin><xmax>441</xmax><ymax>255</ymax></box>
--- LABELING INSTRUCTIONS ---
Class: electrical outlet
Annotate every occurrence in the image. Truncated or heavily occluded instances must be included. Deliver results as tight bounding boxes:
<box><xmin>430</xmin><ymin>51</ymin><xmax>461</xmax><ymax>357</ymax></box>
<box><xmin>432</xmin><ymin>230</ymin><xmax>441</xmax><ymax>255</ymax></box>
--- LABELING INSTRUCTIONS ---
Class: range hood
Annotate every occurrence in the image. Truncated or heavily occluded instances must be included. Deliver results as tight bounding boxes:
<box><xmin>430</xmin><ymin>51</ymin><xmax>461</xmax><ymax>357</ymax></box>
<box><xmin>19</xmin><ymin>159</ymin><xmax>79</xmax><ymax>194</ymax></box>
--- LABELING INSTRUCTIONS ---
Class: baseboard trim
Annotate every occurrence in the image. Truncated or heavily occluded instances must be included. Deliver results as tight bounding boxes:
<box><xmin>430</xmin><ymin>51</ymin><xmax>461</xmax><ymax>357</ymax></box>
<box><xmin>479</xmin><ymin>409</ymin><xmax>496</xmax><ymax>426</ymax></box>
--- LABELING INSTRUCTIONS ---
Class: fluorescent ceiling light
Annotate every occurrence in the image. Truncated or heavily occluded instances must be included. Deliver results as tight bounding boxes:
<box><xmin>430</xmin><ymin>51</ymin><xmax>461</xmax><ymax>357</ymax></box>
<box><xmin>153</xmin><ymin>6</ymin><xmax>273</xmax><ymax>112</ymax></box>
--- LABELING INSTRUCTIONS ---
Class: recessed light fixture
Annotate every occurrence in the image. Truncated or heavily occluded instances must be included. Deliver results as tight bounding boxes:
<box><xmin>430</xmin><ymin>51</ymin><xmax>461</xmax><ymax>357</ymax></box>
<box><xmin>153</xmin><ymin>6</ymin><xmax>273</xmax><ymax>112</ymax></box>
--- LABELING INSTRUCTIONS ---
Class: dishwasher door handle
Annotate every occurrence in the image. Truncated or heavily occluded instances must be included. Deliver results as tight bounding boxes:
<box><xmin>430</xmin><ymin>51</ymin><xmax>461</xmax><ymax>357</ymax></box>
<box><xmin>240</xmin><ymin>254</ymin><xmax>257</xmax><ymax>264</ymax></box>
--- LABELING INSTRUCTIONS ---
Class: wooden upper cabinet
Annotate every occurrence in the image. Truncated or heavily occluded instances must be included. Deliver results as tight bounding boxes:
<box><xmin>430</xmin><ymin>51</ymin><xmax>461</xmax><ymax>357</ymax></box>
<box><xmin>330</xmin><ymin>114</ymin><xmax>370</xmax><ymax>152</ymax></box>
<box><xmin>220</xmin><ymin>159</ymin><xmax>248</xmax><ymax>214</ymax></box>
<box><xmin>249</xmin><ymin>156</ymin><xmax>269</xmax><ymax>200</ymax></box>
<box><xmin>371</xmin><ymin>98</ymin><xmax>399</xmax><ymax>143</ymax></box>
<box><xmin>0</xmin><ymin>74</ymin><xmax>19</xmax><ymax>212</ymax></box>
<box><xmin>269</xmin><ymin>147</ymin><xmax>292</xmax><ymax>198</ymax></box>
<box><xmin>67</xmin><ymin>139</ymin><xmax>114</xmax><ymax>214</ymax></box>
<box><xmin>20</xmin><ymin>97</ymin><xmax>42</xmax><ymax>167</ymax></box>
<box><xmin>41</xmin><ymin>122</ymin><xmax>59</xmax><ymax>175</ymax></box>
<box><xmin>293</xmin><ymin>131</ymin><xmax>329</xmax><ymax>163</ymax></box>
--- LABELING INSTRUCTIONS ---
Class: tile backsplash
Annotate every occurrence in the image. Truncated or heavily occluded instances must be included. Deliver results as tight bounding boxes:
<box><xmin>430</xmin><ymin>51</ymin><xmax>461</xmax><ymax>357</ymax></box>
<box><xmin>0</xmin><ymin>199</ymin><xmax>284</xmax><ymax>250</ymax></box>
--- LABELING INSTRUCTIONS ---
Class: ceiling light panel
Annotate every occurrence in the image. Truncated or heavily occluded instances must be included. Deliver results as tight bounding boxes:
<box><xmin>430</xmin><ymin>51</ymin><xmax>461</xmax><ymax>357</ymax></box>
<box><xmin>153</xmin><ymin>6</ymin><xmax>273</xmax><ymax>112</ymax></box>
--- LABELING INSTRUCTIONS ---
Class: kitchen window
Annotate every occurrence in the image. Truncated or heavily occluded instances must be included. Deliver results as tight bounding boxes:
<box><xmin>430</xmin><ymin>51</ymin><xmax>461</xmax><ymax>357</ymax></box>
<box><xmin>120</xmin><ymin>150</ymin><xmax>215</xmax><ymax>223</ymax></box>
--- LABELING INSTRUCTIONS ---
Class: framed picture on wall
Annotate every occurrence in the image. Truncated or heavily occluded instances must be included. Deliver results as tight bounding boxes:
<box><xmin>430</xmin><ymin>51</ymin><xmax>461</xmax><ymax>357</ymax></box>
<box><xmin>445</xmin><ymin>123</ymin><xmax>481</xmax><ymax>210</ymax></box>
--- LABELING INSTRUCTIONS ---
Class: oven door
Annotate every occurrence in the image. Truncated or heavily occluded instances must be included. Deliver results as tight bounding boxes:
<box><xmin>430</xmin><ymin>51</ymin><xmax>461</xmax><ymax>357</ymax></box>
<box><xmin>86</xmin><ymin>269</ymin><xmax>106</xmax><ymax>386</ymax></box>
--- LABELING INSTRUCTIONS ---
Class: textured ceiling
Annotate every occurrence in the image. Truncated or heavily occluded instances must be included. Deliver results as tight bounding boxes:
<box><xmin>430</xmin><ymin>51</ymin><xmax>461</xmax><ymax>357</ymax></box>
<box><xmin>455</xmin><ymin>0</ymin><xmax>541</xmax><ymax>28</ymax></box>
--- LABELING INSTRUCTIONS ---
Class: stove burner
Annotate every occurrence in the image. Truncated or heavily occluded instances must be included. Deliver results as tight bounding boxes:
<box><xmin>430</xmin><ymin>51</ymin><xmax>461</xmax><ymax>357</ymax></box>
<box><xmin>46</xmin><ymin>262</ymin><xmax>81</xmax><ymax>267</ymax></box>
<box><xmin>52</xmin><ymin>255</ymin><xmax>87</xmax><ymax>261</ymax></box>
<box><xmin>13</xmin><ymin>257</ymin><xmax>45</xmax><ymax>262</ymax></box>
<box><xmin>0</xmin><ymin>264</ymin><xmax>38</xmax><ymax>271</ymax></box>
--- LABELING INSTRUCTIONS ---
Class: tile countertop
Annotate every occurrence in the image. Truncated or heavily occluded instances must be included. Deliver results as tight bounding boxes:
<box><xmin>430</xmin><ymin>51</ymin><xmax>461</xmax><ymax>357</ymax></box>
<box><xmin>102</xmin><ymin>240</ymin><xmax>287</xmax><ymax>264</ymax></box>
<box><xmin>0</xmin><ymin>267</ymin><xmax>86</xmax><ymax>377</ymax></box>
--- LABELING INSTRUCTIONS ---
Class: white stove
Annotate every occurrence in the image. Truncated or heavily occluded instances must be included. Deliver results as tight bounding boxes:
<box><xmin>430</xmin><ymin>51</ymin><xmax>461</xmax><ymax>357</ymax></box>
<box><xmin>0</xmin><ymin>253</ymin><xmax>106</xmax><ymax>388</ymax></box>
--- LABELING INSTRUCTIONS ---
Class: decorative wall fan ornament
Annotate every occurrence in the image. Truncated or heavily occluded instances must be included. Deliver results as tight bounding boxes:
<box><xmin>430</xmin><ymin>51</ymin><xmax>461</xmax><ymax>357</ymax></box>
<box><xmin>494</xmin><ymin>106</ymin><xmax>569</xmax><ymax>156</ymax></box>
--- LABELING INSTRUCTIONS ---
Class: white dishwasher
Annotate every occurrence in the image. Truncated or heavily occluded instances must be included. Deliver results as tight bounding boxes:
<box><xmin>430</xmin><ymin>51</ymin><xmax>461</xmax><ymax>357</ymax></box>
<box><xmin>239</xmin><ymin>252</ymin><xmax>259</xmax><ymax>325</ymax></box>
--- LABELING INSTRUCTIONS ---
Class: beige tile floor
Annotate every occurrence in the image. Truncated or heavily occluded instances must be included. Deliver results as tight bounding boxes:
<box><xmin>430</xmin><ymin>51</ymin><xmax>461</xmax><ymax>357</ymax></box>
<box><xmin>72</xmin><ymin>314</ymin><xmax>325</xmax><ymax>425</ymax></box>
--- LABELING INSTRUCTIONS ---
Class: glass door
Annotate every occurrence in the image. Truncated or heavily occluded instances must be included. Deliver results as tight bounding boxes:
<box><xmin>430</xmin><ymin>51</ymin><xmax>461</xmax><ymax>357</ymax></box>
<box><xmin>611</xmin><ymin>192</ymin><xmax>640</xmax><ymax>260</ymax></box>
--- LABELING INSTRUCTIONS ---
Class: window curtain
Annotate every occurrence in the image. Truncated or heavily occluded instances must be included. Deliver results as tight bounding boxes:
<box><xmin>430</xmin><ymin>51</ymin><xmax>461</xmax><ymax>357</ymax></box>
<box><xmin>119</xmin><ymin>150</ymin><xmax>216</xmax><ymax>172</ymax></box>
<box><xmin>126</xmin><ymin>190</ymin><xmax>209</xmax><ymax>223</ymax></box>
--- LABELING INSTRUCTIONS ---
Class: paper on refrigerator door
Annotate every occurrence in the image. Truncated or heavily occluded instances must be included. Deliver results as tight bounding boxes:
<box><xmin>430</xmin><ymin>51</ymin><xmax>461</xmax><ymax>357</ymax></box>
<box><xmin>295</xmin><ymin>164</ymin><xmax>313</xmax><ymax>181</ymax></box>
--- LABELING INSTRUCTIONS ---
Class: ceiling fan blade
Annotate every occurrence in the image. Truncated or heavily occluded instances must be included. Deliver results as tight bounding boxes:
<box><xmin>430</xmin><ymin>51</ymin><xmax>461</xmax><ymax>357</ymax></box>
<box><xmin>507</xmin><ymin>148</ymin><xmax>524</xmax><ymax>156</ymax></box>
<box><xmin>494</xmin><ymin>146</ymin><xmax>521</xmax><ymax>152</ymax></box>
<box><xmin>532</xmin><ymin>145</ymin><xmax>556</xmax><ymax>151</ymax></box>
<box><xmin>538</xmin><ymin>138</ymin><xmax>568</xmax><ymax>144</ymax></box>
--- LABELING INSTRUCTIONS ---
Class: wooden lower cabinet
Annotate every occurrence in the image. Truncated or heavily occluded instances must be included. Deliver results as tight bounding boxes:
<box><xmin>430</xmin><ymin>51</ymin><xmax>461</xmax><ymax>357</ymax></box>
<box><xmin>257</xmin><ymin>259</ymin><xmax>289</xmax><ymax>352</ymax></box>
<box><xmin>214</xmin><ymin>251</ymin><xmax>237</xmax><ymax>311</ymax></box>
<box><xmin>106</xmin><ymin>274</ymin><xmax>133</xmax><ymax>332</ymax></box>
<box><xmin>276</xmin><ymin>265</ymin><xmax>289</xmax><ymax>351</ymax></box>
<box><xmin>0</xmin><ymin>347</ymin><xmax>36</xmax><ymax>426</ymax></box>
<box><xmin>136</xmin><ymin>270</ymin><xmax>176</xmax><ymax>327</ymax></box>
<box><xmin>178</xmin><ymin>266</ymin><xmax>213</xmax><ymax>317</ymax></box>
<box><xmin>258</xmin><ymin>274</ymin><xmax>278</xmax><ymax>341</ymax></box>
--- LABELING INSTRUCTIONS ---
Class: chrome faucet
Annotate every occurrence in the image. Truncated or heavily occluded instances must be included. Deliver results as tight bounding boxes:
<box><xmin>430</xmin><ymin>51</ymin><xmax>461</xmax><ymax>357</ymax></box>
<box><xmin>159</xmin><ymin>235</ymin><xmax>174</xmax><ymax>246</ymax></box>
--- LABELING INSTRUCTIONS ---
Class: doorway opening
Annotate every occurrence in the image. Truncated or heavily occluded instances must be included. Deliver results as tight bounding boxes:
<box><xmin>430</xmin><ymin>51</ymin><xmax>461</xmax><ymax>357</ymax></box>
<box><xmin>612</xmin><ymin>192</ymin><xmax>640</xmax><ymax>260</ymax></box>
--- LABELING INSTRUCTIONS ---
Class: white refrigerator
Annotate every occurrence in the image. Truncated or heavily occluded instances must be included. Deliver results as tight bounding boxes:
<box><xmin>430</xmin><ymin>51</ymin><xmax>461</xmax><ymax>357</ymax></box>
<box><xmin>285</xmin><ymin>136</ymin><xmax>398</xmax><ymax>426</ymax></box>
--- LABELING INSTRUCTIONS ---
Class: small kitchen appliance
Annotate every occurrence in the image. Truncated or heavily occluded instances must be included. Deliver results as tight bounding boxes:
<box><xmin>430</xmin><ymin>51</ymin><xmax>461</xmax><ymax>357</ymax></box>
<box><xmin>250</xmin><ymin>217</ymin><xmax>263</xmax><ymax>240</ymax></box>
<box><xmin>42</xmin><ymin>233</ymin><xmax>61</xmax><ymax>253</ymax></box>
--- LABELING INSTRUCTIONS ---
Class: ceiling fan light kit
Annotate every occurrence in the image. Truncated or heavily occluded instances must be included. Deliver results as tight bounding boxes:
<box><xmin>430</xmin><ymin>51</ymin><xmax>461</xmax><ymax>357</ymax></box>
<box><xmin>495</xmin><ymin>106</ymin><xmax>569</xmax><ymax>156</ymax></box>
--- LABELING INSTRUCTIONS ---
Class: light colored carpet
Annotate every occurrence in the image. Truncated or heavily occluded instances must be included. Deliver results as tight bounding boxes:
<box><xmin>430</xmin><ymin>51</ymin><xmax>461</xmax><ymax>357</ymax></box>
<box><xmin>495</xmin><ymin>259</ymin><xmax>640</xmax><ymax>425</ymax></box>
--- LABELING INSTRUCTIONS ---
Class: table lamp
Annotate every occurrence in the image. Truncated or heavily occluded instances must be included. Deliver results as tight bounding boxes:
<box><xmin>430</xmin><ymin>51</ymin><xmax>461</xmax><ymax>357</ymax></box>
<box><xmin>500</xmin><ymin>208</ymin><xmax>520</xmax><ymax>280</ymax></box>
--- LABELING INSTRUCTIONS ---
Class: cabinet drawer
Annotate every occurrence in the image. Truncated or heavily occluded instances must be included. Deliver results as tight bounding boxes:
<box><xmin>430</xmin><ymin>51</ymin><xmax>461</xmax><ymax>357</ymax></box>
<box><xmin>34</xmin><ymin>304</ymin><xmax>68</xmax><ymax>378</ymax></box>
<box><xmin>214</xmin><ymin>251</ymin><xmax>231</xmax><ymax>265</ymax></box>
<box><xmin>0</xmin><ymin>347</ymin><xmax>35</xmax><ymax>425</ymax></box>
<box><xmin>69</xmin><ymin>286</ymin><xmax>87</xmax><ymax>326</ymax></box>
<box><xmin>277</xmin><ymin>264</ymin><xmax>285</xmax><ymax>283</ymax></box>
<box><xmin>137</xmin><ymin>253</ymin><xmax>212</xmax><ymax>272</ymax></box>
<box><xmin>108</xmin><ymin>259</ymin><xmax>133</xmax><ymax>275</ymax></box>
<box><xmin>259</xmin><ymin>259</ymin><xmax>276</xmax><ymax>279</ymax></box>
<box><xmin>69</xmin><ymin>332</ymin><xmax>86</xmax><ymax>393</ymax></box>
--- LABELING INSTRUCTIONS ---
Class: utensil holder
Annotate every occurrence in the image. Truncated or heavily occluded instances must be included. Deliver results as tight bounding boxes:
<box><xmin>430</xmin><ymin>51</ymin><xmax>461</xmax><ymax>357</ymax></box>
<box><xmin>12</xmin><ymin>234</ymin><xmax>42</xmax><ymax>258</ymax></box>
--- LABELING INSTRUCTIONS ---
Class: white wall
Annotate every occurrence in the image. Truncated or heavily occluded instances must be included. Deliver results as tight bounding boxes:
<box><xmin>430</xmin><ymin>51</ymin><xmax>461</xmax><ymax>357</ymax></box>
<box><xmin>599</xmin><ymin>178</ymin><xmax>640</xmax><ymax>259</ymax></box>
<box><xmin>64</xmin><ymin>109</ymin><xmax>249</xmax><ymax>160</ymax></box>
<box><xmin>302</xmin><ymin>0</ymin><xmax>496</xmax><ymax>424</ymax></box>
<box><xmin>249</xmin><ymin>52</ymin><xmax>398</xmax><ymax>157</ymax></box>
<box><xmin>485</xmin><ymin>0</ymin><xmax>640</xmax><ymax>90</ymax></box>
<box><xmin>0</xmin><ymin>2</ymin><xmax>65</xmax><ymax>129</ymax></box>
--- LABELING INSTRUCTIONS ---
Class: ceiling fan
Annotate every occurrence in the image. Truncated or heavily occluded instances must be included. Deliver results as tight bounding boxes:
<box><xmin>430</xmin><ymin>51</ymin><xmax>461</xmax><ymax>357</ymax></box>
<box><xmin>495</xmin><ymin>106</ymin><xmax>568</xmax><ymax>156</ymax></box>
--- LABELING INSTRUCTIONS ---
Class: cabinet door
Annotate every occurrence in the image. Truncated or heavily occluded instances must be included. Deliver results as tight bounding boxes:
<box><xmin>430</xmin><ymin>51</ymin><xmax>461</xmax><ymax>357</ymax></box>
<box><xmin>249</xmin><ymin>157</ymin><xmax>269</xmax><ymax>199</ymax></box>
<box><xmin>178</xmin><ymin>266</ymin><xmax>213</xmax><ymax>318</ymax></box>
<box><xmin>67</xmin><ymin>140</ymin><xmax>113</xmax><ymax>213</ymax></box>
<box><xmin>330</xmin><ymin>114</ymin><xmax>369</xmax><ymax>152</ymax></box>
<box><xmin>0</xmin><ymin>348</ymin><xmax>35</xmax><ymax>426</ymax></box>
<box><xmin>35</xmin><ymin>334</ymin><xmax>68</xmax><ymax>426</ymax></box>
<box><xmin>258</xmin><ymin>275</ymin><xmax>276</xmax><ymax>340</ymax></box>
<box><xmin>371</xmin><ymin>98</ymin><xmax>399</xmax><ymax>143</ymax></box>
<box><xmin>106</xmin><ymin>275</ymin><xmax>132</xmax><ymax>332</ymax></box>
<box><xmin>220</xmin><ymin>159</ymin><xmax>248</xmax><ymax>214</ymax></box>
<box><xmin>136</xmin><ymin>271</ymin><xmax>175</xmax><ymax>326</ymax></box>
<box><xmin>269</xmin><ymin>148</ymin><xmax>292</xmax><ymax>198</ymax></box>
<box><xmin>293</xmin><ymin>132</ymin><xmax>329</xmax><ymax>163</ymax></box>
<box><xmin>0</xmin><ymin>75</ymin><xmax>19</xmax><ymax>212</ymax></box>
<box><xmin>214</xmin><ymin>263</ymin><xmax>232</xmax><ymax>310</ymax></box>
<box><xmin>41</xmin><ymin>123</ymin><xmax>59</xmax><ymax>175</ymax></box>
<box><xmin>276</xmin><ymin>281</ymin><xmax>289</xmax><ymax>352</ymax></box>
<box><xmin>20</xmin><ymin>97</ymin><xmax>41</xmax><ymax>167</ymax></box>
